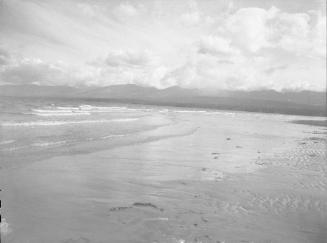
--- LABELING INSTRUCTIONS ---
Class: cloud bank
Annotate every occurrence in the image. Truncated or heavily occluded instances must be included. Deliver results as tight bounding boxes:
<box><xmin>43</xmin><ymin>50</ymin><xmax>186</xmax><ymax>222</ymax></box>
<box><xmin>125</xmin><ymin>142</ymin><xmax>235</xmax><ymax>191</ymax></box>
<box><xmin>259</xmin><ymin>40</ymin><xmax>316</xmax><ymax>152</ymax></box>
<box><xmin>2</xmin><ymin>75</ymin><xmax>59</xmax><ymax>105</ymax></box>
<box><xmin>0</xmin><ymin>0</ymin><xmax>325</xmax><ymax>91</ymax></box>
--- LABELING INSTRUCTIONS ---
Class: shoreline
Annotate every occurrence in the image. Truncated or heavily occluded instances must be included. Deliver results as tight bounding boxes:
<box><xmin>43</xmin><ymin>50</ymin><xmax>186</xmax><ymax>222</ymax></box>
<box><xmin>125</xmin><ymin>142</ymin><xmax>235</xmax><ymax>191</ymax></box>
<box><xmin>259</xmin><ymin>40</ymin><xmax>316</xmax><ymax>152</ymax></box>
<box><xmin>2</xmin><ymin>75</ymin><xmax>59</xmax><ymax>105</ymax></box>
<box><xmin>1</xmin><ymin>95</ymin><xmax>326</xmax><ymax>117</ymax></box>
<box><xmin>1</xmin><ymin>113</ymin><xmax>327</xmax><ymax>242</ymax></box>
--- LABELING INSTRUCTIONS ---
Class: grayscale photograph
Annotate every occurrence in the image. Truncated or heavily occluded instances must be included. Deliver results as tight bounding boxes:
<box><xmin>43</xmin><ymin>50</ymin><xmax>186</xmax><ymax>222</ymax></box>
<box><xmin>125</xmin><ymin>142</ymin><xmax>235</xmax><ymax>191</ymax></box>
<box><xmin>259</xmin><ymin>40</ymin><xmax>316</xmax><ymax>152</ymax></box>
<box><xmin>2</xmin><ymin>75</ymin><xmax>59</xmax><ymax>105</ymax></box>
<box><xmin>0</xmin><ymin>0</ymin><xmax>326</xmax><ymax>242</ymax></box>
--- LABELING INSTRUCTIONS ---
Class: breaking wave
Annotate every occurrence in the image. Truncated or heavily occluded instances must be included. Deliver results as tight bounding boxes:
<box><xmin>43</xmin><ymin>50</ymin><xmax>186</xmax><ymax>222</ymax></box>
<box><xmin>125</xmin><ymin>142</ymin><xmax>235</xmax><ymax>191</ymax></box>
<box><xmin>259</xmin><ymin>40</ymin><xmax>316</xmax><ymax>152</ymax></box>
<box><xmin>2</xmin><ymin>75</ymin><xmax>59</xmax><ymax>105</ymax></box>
<box><xmin>1</xmin><ymin>118</ymin><xmax>139</xmax><ymax>127</ymax></box>
<box><xmin>30</xmin><ymin>105</ymin><xmax>154</xmax><ymax>116</ymax></box>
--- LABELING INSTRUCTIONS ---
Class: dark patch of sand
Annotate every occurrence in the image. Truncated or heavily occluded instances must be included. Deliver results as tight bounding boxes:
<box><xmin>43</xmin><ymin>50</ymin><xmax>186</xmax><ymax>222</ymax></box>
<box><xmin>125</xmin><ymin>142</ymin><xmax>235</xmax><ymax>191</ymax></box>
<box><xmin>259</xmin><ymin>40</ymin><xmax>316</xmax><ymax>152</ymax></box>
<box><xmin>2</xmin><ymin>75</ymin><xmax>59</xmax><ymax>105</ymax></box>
<box><xmin>291</xmin><ymin>119</ymin><xmax>327</xmax><ymax>127</ymax></box>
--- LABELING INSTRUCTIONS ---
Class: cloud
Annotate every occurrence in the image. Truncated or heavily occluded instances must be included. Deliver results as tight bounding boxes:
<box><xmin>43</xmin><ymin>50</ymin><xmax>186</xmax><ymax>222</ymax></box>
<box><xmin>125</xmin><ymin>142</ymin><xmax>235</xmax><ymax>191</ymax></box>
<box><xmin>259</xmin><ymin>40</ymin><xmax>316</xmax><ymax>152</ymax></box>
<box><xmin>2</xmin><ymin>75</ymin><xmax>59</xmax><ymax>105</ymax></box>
<box><xmin>222</xmin><ymin>6</ymin><xmax>326</xmax><ymax>57</ymax></box>
<box><xmin>0</xmin><ymin>49</ymin><xmax>90</xmax><ymax>86</ymax></box>
<box><xmin>224</xmin><ymin>7</ymin><xmax>274</xmax><ymax>52</ymax></box>
<box><xmin>102</xmin><ymin>50</ymin><xmax>153</xmax><ymax>67</ymax></box>
<box><xmin>0</xmin><ymin>48</ymin><xmax>11</xmax><ymax>66</ymax></box>
<box><xmin>0</xmin><ymin>0</ymin><xmax>325</xmax><ymax>92</ymax></box>
<box><xmin>1</xmin><ymin>59</ymin><xmax>71</xmax><ymax>86</ymax></box>
<box><xmin>77</xmin><ymin>3</ymin><xmax>99</xmax><ymax>18</ymax></box>
<box><xmin>180</xmin><ymin>12</ymin><xmax>201</xmax><ymax>25</ymax></box>
<box><xmin>158</xmin><ymin>40</ymin><xmax>325</xmax><ymax>91</ymax></box>
<box><xmin>264</xmin><ymin>65</ymin><xmax>288</xmax><ymax>74</ymax></box>
<box><xmin>89</xmin><ymin>49</ymin><xmax>171</xmax><ymax>88</ymax></box>
<box><xmin>197</xmin><ymin>35</ymin><xmax>239</xmax><ymax>56</ymax></box>
<box><xmin>179</xmin><ymin>0</ymin><xmax>216</xmax><ymax>26</ymax></box>
<box><xmin>113</xmin><ymin>2</ymin><xmax>142</xmax><ymax>19</ymax></box>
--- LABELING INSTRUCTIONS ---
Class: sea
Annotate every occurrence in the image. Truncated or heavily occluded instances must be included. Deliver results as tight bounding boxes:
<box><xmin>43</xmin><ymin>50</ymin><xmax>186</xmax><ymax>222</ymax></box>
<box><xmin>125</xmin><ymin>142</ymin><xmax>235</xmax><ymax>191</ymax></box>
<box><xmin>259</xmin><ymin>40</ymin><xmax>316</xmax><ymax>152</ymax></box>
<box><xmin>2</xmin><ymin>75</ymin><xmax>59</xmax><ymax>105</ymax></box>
<box><xmin>1</xmin><ymin>96</ymin><xmax>323</xmax><ymax>170</ymax></box>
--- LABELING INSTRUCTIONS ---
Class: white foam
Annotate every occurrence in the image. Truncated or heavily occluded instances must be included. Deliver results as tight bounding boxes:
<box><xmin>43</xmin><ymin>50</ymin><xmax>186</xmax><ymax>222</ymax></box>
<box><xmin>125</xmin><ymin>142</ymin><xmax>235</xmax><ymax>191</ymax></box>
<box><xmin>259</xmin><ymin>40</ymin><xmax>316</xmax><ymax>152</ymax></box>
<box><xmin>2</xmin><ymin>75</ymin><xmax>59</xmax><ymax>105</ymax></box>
<box><xmin>56</xmin><ymin>106</ymin><xmax>81</xmax><ymax>110</ymax></box>
<box><xmin>205</xmin><ymin>111</ymin><xmax>236</xmax><ymax>116</ymax></box>
<box><xmin>31</xmin><ymin>105</ymin><xmax>135</xmax><ymax>116</ymax></box>
<box><xmin>114</xmin><ymin>118</ymin><xmax>139</xmax><ymax>122</ymax></box>
<box><xmin>32</xmin><ymin>108</ymin><xmax>91</xmax><ymax>116</ymax></box>
<box><xmin>1</xmin><ymin>118</ymin><xmax>139</xmax><ymax>127</ymax></box>
<box><xmin>174</xmin><ymin>110</ymin><xmax>207</xmax><ymax>113</ymax></box>
<box><xmin>101</xmin><ymin>134</ymin><xmax>126</xmax><ymax>139</ymax></box>
<box><xmin>0</xmin><ymin>140</ymin><xmax>15</xmax><ymax>145</ymax></box>
<box><xmin>33</xmin><ymin>109</ymin><xmax>80</xmax><ymax>113</ymax></box>
<box><xmin>80</xmin><ymin>105</ymin><xmax>128</xmax><ymax>111</ymax></box>
<box><xmin>32</xmin><ymin>141</ymin><xmax>68</xmax><ymax>147</ymax></box>
<box><xmin>33</xmin><ymin>112</ymin><xmax>91</xmax><ymax>117</ymax></box>
<box><xmin>145</xmin><ymin>217</ymin><xmax>169</xmax><ymax>221</ymax></box>
<box><xmin>159</xmin><ymin>109</ymin><xmax>169</xmax><ymax>113</ymax></box>
<box><xmin>30</xmin><ymin>105</ymin><xmax>157</xmax><ymax>118</ymax></box>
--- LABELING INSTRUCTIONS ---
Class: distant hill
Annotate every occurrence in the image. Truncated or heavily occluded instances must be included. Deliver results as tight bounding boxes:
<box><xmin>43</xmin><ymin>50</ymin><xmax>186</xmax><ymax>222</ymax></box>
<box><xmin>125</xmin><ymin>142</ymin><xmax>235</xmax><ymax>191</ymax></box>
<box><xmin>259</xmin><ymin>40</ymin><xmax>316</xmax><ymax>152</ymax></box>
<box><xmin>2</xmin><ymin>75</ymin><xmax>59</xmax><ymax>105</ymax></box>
<box><xmin>228</xmin><ymin>90</ymin><xmax>326</xmax><ymax>106</ymax></box>
<box><xmin>0</xmin><ymin>84</ymin><xmax>79</xmax><ymax>98</ymax></box>
<box><xmin>76</xmin><ymin>84</ymin><xmax>158</xmax><ymax>99</ymax></box>
<box><xmin>0</xmin><ymin>84</ymin><xmax>326</xmax><ymax>117</ymax></box>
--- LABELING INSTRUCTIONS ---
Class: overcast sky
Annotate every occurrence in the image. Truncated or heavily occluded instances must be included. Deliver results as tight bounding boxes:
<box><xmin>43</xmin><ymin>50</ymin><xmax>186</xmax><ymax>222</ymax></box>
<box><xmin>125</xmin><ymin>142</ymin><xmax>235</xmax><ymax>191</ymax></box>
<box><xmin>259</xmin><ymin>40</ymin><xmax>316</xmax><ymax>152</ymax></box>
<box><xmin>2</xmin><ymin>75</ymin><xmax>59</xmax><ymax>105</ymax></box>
<box><xmin>0</xmin><ymin>0</ymin><xmax>326</xmax><ymax>91</ymax></box>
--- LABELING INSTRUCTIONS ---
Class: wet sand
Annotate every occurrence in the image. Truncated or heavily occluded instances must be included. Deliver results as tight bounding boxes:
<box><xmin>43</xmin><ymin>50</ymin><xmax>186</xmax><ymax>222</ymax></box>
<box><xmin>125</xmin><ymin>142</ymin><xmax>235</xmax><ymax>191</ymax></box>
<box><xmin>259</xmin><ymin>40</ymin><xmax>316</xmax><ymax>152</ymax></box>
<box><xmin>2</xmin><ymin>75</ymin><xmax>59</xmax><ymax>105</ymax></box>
<box><xmin>1</xmin><ymin>112</ymin><xmax>327</xmax><ymax>243</ymax></box>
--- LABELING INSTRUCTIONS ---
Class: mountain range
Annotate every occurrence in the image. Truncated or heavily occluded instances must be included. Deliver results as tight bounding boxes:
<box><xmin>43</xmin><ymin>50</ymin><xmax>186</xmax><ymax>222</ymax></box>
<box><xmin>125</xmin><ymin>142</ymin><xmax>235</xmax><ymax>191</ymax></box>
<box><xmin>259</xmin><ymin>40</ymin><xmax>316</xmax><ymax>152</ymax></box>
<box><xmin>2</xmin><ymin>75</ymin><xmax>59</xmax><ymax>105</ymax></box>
<box><xmin>0</xmin><ymin>84</ymin><xmax>326</xmax><ymax>117</ymax></box>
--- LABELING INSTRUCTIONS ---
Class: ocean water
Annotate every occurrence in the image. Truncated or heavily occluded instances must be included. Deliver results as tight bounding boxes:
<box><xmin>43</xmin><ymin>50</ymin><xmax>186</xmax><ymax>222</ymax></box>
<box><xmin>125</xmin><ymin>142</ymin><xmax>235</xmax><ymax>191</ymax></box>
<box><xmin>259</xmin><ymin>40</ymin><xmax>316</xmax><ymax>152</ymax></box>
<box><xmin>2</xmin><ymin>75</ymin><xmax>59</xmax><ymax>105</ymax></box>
<box><xmin>1</xmin><ymin>96</ymin><xmax>323</xmax><ymax>170</ymax></box>
<box><xmin>0</xmin><ymin>97</ymin><xmax>175</xmax><ymax>168</ymax></box>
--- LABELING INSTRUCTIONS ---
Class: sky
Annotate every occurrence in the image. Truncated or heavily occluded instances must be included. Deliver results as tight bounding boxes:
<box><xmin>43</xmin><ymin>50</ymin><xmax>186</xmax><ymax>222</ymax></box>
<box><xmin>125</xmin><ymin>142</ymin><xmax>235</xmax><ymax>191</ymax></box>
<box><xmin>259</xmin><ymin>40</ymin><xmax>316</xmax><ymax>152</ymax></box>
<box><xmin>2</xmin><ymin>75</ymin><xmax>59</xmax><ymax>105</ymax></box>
<box><xmin>0</xmin><ymin>0</ymin><xmax>326</xmax><ymax>91</ymax></box>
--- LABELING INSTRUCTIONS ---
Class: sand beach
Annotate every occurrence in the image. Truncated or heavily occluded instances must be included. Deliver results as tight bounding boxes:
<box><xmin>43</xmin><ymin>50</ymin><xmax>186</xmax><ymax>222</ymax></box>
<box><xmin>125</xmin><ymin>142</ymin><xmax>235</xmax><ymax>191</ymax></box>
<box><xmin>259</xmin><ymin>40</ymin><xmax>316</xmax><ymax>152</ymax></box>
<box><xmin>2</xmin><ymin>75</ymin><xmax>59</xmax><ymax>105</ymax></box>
<box><xmin>1</xmin><ymin>104</ymin><xmax>326</xmax><ymax>243</ymax></box>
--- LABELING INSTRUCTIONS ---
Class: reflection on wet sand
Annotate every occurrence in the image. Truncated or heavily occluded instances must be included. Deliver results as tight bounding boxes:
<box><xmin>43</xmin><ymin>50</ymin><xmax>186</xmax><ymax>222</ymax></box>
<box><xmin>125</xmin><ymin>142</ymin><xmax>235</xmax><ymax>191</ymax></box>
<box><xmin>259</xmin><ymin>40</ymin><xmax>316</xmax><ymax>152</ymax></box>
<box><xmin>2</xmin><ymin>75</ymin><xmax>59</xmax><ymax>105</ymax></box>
<box><xmin>1</xmin><ymin>109</ymin><xmax>327</xmax><ymax>243</ymax></box>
